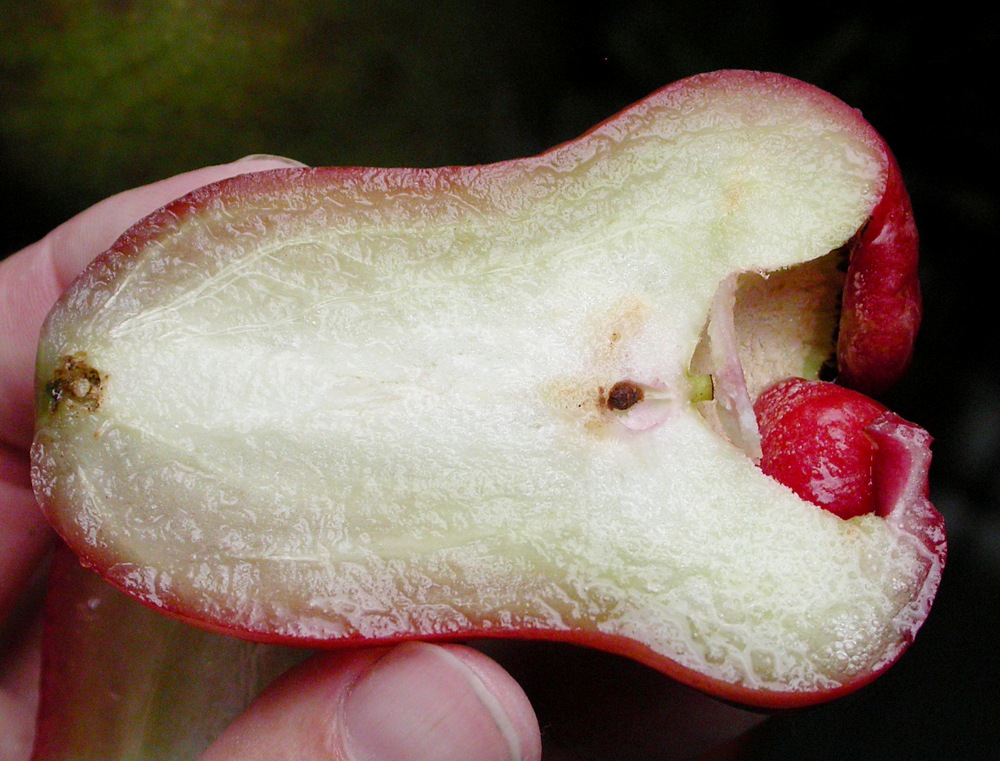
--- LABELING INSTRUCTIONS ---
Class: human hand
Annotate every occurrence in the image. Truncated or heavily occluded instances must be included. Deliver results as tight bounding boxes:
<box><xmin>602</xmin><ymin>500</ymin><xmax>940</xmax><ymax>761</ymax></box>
<box><xmin>1</xmin><ymin>158</ymin><xmax>764</xmax><ymax>760</ymax></box>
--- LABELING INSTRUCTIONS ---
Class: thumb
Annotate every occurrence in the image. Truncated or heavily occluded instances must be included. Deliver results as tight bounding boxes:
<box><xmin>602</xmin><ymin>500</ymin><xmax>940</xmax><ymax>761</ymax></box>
<box><xmin>200</xmin><ymin>641</ymin><xmax>542</xmax><ymax>761</ymax></box>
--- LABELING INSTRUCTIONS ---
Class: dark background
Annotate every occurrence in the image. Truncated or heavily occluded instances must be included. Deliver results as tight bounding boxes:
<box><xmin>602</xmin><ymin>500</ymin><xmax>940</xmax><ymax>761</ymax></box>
<box><xmin>2</xmin><ymin>3</ymin><xmax>997</xmax><ymax>758</ymax></box>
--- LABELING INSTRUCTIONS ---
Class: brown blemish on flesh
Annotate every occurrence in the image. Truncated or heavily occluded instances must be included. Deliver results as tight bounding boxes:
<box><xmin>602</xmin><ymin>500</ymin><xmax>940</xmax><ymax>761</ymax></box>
<box><xmin>540</xmin><ymin>295</ymin><xmax>655</xmax><ymax>431</ymax></box>
<box><xmin>46</xmin><ymin>354</ymin><xmax>104</xmax><ymax>412</ymax></box>
<box><xmin>594</xmin><ymin>297</ymin><xmax>651</xmax><ymax>365</ymax></box>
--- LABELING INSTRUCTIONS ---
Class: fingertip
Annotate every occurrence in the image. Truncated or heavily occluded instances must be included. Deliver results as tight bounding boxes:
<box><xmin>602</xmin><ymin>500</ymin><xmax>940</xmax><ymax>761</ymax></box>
<box><xmin>342</xmin><ymin>642</ymin><xmax>542</xmax><ymax>761</ymax></box>
<box><xmin>201</xmin><ymin>641</ymin><xmax>541</xmax><ymax>761</ymax></box>
<box><xmin>441</xmin><ymin>644</ymin><xmax>543</xmax><ymax>761</ymax></box>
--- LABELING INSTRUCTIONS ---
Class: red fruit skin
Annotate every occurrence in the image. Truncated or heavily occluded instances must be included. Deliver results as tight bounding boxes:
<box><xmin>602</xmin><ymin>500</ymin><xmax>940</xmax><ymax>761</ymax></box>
<box><xmin>837</xmin><ymin>149</ymin><xmax>921</xmax><ymax>396</ymax></box>
<box><xmin>755</xmin><ymin>378</ymin><xmax>890</xmax><ymax>519</ymax></box>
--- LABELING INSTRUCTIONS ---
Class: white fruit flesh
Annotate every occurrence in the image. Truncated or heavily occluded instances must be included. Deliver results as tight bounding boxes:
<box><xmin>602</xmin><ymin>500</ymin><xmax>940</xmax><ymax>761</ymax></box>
<box><xmin>33</xmin><ymin>75</ymin><xmax>936</xmax><ymax>698</ymax></box>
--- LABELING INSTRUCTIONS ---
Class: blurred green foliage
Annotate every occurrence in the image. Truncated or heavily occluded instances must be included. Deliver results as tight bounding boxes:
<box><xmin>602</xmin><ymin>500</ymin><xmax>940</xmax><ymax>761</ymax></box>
<box><xmin>0</xmin><ymin>0</ymin><xmax>563</xmax><ymax>225</ymax></box>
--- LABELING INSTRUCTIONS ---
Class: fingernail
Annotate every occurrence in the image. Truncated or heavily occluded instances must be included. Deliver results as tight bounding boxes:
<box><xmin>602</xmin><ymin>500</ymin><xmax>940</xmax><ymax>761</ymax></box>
<box><xmin>343</xmin><ymin>641</ymin><xmax>525</xmax><ymax>761</ymax></box>
<box><xmin>234</xmin><ymin>153</ymin><xmax>309</xmax><ymax>167</ymax></box>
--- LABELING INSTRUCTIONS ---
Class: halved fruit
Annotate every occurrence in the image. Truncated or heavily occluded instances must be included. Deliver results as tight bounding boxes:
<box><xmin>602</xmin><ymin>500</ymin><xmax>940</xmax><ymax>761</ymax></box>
<box><xmin>31</xmin><ymin>70</ymin><xmax>944</xmax><ymax>708</ymax></box>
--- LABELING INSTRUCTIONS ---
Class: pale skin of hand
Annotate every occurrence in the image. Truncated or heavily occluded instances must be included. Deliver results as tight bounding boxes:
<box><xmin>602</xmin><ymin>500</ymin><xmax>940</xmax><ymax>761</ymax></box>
<box><xmin>0</xmin><ymin>158</ymin><xmax>765</xmax><ymax>761</ymax></box>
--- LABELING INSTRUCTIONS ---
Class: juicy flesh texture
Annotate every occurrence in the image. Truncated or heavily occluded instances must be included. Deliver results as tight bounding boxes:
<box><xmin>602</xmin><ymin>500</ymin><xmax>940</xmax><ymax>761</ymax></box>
<box><xmin>32</xmin><ymin>71</ymin><xmax>943</xmax><ymax>706</ymax></box>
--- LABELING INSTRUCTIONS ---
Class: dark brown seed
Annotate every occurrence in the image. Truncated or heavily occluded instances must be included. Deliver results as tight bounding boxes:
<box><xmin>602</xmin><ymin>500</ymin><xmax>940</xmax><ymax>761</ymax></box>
<box><xmin>606</xmin><ymin>381</ymin><xmax>643</xmax><ymax>411</ymax></box>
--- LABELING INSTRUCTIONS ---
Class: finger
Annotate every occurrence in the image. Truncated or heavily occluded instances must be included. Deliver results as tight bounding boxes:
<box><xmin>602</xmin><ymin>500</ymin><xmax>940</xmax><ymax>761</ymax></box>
<box><xmin>0</xmin><ymin>154</ymin><xmax>306</xmax><ymax>454</ymax></box>
<box><xmin>201</xmin><ymin>641</ymin><xmax>542</xmax><ymax>761</ymax></box>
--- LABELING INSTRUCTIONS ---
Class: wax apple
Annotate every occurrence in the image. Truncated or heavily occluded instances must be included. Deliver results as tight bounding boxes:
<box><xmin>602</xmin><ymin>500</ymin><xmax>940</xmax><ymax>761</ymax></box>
<box><xmin>31</xmin><ymin>70</ymin><xmax>944</xmax><ymax>708</ymax></box>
